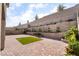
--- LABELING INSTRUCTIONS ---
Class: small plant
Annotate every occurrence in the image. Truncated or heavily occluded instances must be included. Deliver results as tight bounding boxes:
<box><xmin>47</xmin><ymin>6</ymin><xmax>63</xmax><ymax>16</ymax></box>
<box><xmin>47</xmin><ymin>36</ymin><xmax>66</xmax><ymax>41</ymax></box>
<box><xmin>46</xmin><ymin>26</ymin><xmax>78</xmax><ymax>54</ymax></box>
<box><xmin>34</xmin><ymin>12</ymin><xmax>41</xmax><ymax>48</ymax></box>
<box><xmin>33</xmin><ymin>32</ymin><xmax>43</xmax><ymax>37</ymax></box>
<box><xmin>38</xmin><ymin>28</ymin><xmax>42</xmax><ymax>32</ymax></box>
<box><xmin>48</xmin><ymin>27</ymin><xmax>52</xmax><ymax>32</ymax></box>
<box><xmin>15</xmin><ymin>28</ymin><xmax>18</xmax><ymax>30</ymax></box>
<box><xmin>56</xmin><ymin>27</ymin><xmax>61</xmax><ymax>32</ymax></box>
<box><xmin>24</xmin><ymin>30</ymin><xmax>26</xmax><ymax>34</ymax></box>
<box><xmin>69</xmin><ymin>41</ymin><xmax>79</xmax><ymax>56</ymax></box>
<box><xmin>66</xmin><ymin>46</ymin><xmax>74</xmax><ymax>55</ymax></box>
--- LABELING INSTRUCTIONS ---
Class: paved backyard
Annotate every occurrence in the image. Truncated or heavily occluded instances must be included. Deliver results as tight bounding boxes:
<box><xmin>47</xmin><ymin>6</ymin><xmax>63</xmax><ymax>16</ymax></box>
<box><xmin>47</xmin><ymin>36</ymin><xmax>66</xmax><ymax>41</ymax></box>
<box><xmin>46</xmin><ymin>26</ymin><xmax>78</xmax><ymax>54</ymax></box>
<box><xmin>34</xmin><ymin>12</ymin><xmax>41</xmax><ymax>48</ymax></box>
<box><xmin>0</xmin><ymin>35</ymin><xmax>67</xmax><ymax>56</ymax></box>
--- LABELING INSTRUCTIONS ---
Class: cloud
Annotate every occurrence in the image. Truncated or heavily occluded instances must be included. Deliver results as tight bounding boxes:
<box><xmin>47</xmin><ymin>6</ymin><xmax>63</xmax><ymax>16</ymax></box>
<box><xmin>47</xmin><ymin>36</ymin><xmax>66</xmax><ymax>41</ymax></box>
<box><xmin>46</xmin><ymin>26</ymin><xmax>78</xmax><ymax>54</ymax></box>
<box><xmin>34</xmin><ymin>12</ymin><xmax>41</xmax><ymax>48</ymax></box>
<box><xmin>38</xmin><ymin>6</ymin><xmax>58</xmax><ymax>18</ymax></box>
<box><xmin>15</xmin><ymin>3</ymin><xmax>23</xmax><ymax>7</ymax></box>
<box><xmin>38</xmin><ymin>4</ymin><xmax>75</xmax><ymax>18</ymax></box>
<box><xmin>38</xmin><ymin>13</ymin><xmax>49</xmax><ymax>18</ymax></box>
<box><xmin>6</xmin><ymin>15</ymin><xmax>21</xmax><ymax>27</ymax></box>
<box><xmin>6</xmin><ymin>3</ymin><xmax>76</xmax><ymax>27</ymax></box>
<box><xmin>64</xmin><ymin>4</ymin><xmax>76</xmax><ymax>9</ymax></box>
<box><xmin>6</xmin><ymin>3</ymin><xmax>57</xmax><ymax>27</ymax></box>
<box><xmin>6</xmin><ymin>4</ymin><xmax>35</xmax><ymax>27</ymax></box>
<box><xmin>20</xmin><ymin>7</ymin><xmax>34</xmax><ymax>23</ymax></box>
<box><xmin>29</xmin><ymin>3</ymin><xmax>48</xmax><ymax>9</ymax></box>
<box><xmin>50</xmin><ymin>6</ymin><xmax>58</xmax><ymax>13</ymax></box>
<box><xmin>8</xmin><ymin>3</ymin><xmax>22</xmax><ymax>10</ymax></box>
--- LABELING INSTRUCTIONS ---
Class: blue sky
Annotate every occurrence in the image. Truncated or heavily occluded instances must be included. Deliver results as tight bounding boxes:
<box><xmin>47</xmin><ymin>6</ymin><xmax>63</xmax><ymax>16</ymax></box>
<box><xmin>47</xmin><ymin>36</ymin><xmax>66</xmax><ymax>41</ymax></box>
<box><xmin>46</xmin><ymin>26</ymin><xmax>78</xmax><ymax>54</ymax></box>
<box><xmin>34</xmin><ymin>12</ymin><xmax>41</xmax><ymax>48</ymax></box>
<box><xmin>6</xmin><ymin>3</ymin><xmax>77</xmax><ymax>27</ymax></box>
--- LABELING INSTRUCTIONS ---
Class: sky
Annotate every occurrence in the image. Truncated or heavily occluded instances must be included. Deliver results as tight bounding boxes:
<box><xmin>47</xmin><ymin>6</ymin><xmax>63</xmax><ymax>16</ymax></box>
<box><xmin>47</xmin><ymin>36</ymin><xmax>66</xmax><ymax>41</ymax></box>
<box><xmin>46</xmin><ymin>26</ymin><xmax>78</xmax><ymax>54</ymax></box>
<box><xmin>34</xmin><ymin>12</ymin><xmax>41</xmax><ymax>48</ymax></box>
<box><xmin>6</xmin><ymin>3</ymin><xmax>77</xmax><ymax>27</ymax></box>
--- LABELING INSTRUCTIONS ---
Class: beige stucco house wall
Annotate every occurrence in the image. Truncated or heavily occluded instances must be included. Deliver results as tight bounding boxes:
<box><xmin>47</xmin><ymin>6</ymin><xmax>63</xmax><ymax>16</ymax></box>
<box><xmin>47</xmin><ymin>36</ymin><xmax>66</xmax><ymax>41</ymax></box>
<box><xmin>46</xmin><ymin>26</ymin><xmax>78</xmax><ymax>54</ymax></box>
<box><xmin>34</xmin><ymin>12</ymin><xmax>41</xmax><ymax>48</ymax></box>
<box><xmin>5</xmin><ymin>4</ymin><xmax>79</xmax><ymax>39</ymax></box>
<box><xmin>28</xmin><ymin>4</ymin><xmax>79</xmax><ymax>31</ymax></box>
<box><xmin>25</xmin><ymin>4</ymin><xmax>79</xmax><ymax>39</ymax></box>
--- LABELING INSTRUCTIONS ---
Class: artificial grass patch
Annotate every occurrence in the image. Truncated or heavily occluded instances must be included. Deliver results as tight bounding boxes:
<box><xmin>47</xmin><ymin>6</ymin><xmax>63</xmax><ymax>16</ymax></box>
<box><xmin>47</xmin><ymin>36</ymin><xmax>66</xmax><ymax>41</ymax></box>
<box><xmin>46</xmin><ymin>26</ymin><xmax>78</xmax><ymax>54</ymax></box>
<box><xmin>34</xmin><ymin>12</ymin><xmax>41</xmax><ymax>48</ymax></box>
<box><xmin>16</xmin><ymin>36</ymin><xmax>42</xmax><ymax>45</ymax></box>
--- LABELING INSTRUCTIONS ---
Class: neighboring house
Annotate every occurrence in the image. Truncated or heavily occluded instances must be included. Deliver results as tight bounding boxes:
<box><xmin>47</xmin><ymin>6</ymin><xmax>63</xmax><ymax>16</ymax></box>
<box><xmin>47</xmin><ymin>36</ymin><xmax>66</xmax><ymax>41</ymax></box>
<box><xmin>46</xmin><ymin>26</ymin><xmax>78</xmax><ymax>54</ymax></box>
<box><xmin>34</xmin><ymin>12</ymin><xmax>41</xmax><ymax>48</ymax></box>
<box><xmin>28</xmin><ymin>4</ymin><xmax>79</xmax><ymax>32</ymax></box>
<box><xmin>5</xmin><ymin>25</ymin><xmax>27</xmax><ymax>35</ymax></box>
<box><xmin>26</xmin><ymin>4</ymin><xmax>79</xmax><ymax>39</ymax></box>
<box><xmin>6</xmin><ymin>4</ymin><xmax>79</xmax><ymax>39</ymax></box>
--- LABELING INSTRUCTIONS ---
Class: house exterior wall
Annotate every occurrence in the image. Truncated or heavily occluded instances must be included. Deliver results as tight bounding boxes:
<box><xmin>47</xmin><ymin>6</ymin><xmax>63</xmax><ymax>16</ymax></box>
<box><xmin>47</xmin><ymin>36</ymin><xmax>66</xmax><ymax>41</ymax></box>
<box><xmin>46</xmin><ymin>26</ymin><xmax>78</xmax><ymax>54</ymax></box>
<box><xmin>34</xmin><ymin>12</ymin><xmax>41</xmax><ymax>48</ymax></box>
<box><xmin>26</xmin><ymin>5</ymin><xmax>79</xmax><ymax>39</ymax></box>
<box><xmin>5</xmin><ymin>28</ymin><xmax>25</xmax><ymax>35</ymax></box>
<box><xmin>5</xmin><ymin>4</ymin><xmax>79</xmax><ymax>39</ymax></box>
<box><xmin>26</xmin><ymin>20</ymin><xmax>77</xmax><ymax>39</ymax></box>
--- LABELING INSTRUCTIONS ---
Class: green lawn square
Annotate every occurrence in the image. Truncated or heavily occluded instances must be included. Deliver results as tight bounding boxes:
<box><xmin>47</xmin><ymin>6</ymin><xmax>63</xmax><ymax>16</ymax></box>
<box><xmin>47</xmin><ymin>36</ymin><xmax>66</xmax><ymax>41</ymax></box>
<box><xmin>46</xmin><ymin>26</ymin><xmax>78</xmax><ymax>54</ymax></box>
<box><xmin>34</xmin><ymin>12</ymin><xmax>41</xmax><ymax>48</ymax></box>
<box><xmin>16</xmin><ymin>36</ymin><xmax>42</xmax><ymax>45</ymax></box>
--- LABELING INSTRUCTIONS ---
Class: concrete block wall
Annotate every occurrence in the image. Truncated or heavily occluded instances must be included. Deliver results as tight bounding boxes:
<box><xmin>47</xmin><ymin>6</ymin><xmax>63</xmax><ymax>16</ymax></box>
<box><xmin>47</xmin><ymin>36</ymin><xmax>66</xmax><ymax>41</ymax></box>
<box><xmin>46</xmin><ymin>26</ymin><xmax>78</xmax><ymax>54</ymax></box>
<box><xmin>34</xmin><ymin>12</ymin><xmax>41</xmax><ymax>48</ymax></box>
<box><xmin>26</xmin><ymin>32</ymin><xmax>64</xmax><ymax>40</ymax></box>
<box><xmin>5</xmin><ymin>29</ymin><xmax>25</xmax><ymax>35</ymax></box>
<box><xmin>28</xmin><ymin>20</ymin><xmax>76</xmax><ymax>32</ymax></box>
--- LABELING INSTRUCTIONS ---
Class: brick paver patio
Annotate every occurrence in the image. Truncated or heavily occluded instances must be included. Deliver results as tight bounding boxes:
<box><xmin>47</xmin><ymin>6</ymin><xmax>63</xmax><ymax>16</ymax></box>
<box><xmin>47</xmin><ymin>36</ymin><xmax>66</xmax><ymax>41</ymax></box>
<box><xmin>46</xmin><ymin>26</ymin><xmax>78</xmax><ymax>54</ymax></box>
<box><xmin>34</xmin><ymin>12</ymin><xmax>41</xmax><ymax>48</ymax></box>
<box><xmin>0</xmin><ymin>35</ymin><xmax>67</xmax><ymax>56</ymax></box>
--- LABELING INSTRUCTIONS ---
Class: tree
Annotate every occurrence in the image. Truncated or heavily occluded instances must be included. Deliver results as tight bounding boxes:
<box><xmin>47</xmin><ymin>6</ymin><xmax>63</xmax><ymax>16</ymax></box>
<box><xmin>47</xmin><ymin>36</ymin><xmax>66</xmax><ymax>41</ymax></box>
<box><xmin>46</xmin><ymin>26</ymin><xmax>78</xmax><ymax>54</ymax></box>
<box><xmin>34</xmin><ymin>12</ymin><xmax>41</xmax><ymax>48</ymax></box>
<box><xmin>57</xmin><ymin>4</ymin><xmax>65</xmax><ymax>12</ymax></box>
<box><xmin>18</xmin><ymin>22</ymin><xmax>21</xmax><ymax>26</ymax></box>
<box><xmin>6</xmin><ymin>3</ymin><xmax>9</xmax><ymax>7</ymax></box>
<box><xmin>35</xmin><ymin>14</ymin><xmax>38</xmax><ymax>20</ymax></box>
<box><xmin>27</xmin><ymin>20</ymin><xmax>31</xmax><ymax>28</ymax></box>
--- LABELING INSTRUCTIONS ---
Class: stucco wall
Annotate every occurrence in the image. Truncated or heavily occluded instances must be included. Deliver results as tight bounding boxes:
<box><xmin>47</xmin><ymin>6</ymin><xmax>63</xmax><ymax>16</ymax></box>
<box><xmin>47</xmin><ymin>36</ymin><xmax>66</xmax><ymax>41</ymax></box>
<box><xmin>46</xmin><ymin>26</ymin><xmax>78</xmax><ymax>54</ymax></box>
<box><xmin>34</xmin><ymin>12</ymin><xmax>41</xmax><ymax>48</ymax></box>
<box><xmin>29</xmin><ymin>5</ymin><xmax>79</xmax><ymax>27</ymax></box>
<box><xmin>5</xmin><ymin>29</ymin><xmax>25</xmax><ymax>35</ymax></box>
<box><xmin>26</xmin><ymin>32</ymin><xmax>64</xmax><ymax>40</ymax></box>
<box><xmin>26</xmin><ymin>20</ymin><xmax>77</xmax><ymax>40</ymax></box>
<box><xmin>28</xmin><ymin>20</ymin><xmax>77</xmax><ymax>32</ymax></box>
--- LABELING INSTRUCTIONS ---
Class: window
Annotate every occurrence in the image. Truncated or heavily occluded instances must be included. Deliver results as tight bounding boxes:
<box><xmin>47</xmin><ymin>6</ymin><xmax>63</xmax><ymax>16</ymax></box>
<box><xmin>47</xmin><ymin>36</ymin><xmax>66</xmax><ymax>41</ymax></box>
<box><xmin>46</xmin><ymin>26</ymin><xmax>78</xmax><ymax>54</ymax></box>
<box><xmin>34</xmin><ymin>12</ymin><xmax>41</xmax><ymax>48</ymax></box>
<box><xmin>53</xmin><ymin>22</ymin><xmax>56</xmax><ymax>24</ymax></box>
<box><xmin>67</xmin><ymin>19</ymin><xmax>74</xmax><ymax>21</ymax></box>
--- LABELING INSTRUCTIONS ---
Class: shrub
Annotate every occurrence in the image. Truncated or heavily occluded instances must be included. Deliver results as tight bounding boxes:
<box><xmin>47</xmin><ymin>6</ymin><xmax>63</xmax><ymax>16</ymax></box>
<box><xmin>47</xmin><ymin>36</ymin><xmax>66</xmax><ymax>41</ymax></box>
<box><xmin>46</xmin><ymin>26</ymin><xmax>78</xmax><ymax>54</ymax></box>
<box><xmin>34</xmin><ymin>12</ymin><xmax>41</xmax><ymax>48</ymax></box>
<box><xmin>64</xmin><ymin>26</ymin><xmax>78</xmax><ymax>44</ymax></box>
<box><xmin>64</xmin><ymin>26</ymin><xmax>79</xmax><ymax>56</ymax></box>
<box><xmin>33</xmin><ymin>32</ymin><xmax>43</xmax><ymax>37</ymax></box>
<box><xmin>68</xmin><ymin>41</ymin><xmax>79</xmax><ymax>56</ymax></box>
<box><xmin>66</xmin><ymin>46</ymin><xmax>73</xmax><ymax>55</ymax></box>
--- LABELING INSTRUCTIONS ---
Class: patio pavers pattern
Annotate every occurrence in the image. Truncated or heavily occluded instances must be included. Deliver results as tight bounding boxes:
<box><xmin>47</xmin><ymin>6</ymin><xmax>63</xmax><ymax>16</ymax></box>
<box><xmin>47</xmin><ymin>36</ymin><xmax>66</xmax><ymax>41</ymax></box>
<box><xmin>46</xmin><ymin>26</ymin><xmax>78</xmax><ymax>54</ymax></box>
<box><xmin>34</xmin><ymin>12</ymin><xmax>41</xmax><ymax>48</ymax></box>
<box><xmin>0</xmin><ymin>35</ymin><xmax>67</xmax><ymax>56</ymax></box>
